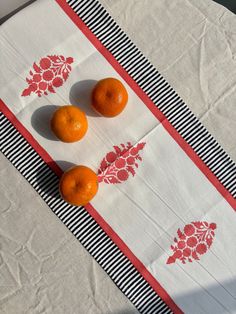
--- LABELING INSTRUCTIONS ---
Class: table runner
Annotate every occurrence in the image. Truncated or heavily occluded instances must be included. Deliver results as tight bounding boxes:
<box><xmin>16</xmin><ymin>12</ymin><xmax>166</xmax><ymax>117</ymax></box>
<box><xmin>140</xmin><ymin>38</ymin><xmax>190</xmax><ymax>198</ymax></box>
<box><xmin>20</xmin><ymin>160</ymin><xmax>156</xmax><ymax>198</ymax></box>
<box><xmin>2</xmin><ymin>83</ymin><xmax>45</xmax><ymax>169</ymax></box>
<box><xmin>0</xmin><ymin>0</ymin><xmax>236</xmax><ymax>313</ymax></box>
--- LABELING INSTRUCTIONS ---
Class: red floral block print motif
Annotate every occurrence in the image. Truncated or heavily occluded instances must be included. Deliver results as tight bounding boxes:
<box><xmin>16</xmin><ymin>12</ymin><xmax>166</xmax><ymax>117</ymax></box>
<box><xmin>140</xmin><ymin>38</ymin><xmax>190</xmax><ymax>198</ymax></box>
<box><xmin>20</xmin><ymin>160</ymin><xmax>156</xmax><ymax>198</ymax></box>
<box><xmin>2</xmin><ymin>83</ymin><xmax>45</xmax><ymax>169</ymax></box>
<box><xmin>167</xmin><ymin>221</ymin><xmax>217</xmax><ymax>264</ymax></box>
<box><xmin>98</xmin><ymin>142</ymin><xmax>146</xmax><ymax>184</ymax></box>
<box><xmin>21</xmin><ymin>55</ymin><xmax>74</xmax><ymax>97</ymax></box>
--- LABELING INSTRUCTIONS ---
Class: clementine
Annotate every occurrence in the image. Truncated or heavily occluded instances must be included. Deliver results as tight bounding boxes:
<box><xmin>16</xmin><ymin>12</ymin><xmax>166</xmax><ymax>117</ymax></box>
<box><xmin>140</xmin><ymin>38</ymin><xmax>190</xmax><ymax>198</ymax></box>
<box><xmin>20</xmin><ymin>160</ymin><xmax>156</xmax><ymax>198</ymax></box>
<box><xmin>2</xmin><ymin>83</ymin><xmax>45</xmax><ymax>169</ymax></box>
<box><xmin>51</xmin><ymin>105</ymin><xmax>88</xmax><ymax>142</ymax></box>
<box><xmin>91</xmin><ymin>77</ymin><xmax>128</xmax><ymax>117</ymax></box>
<box><xmin>60</xmin><ymin>165</ymin><xmax>98</xmax><ymax>206</ymax></box>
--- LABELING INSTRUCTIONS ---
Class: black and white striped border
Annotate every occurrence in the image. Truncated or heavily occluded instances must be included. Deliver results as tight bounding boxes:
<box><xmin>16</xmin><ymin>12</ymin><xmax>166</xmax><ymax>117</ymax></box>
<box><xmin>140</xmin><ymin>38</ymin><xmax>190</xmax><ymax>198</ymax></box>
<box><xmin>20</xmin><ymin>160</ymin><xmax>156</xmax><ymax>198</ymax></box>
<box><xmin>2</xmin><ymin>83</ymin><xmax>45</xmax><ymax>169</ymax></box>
<box><xmin>0</xmin><ymin>112</ymin><xmax>172</xmax><ymax>314</ymax></box>
<box><xmin>67</xmin><ymin>0</ymin><xmax>236</xmax><ymax>198</ymax></box>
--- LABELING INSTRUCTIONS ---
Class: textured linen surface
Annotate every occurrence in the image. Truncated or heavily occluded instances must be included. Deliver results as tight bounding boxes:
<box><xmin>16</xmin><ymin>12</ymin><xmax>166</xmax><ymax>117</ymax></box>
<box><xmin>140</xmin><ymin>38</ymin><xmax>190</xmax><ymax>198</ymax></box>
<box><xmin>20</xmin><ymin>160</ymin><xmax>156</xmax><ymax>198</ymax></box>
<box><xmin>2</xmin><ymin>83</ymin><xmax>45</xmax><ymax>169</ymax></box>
<box><xmin>0</xmin><ymin>0</ymin><xmax>235</xmax><ymax>313</ymax></box>
<box><xmin>101</xmin><ymin>0</ymin><xmax>236</xmax><ymax>162</ymax></box>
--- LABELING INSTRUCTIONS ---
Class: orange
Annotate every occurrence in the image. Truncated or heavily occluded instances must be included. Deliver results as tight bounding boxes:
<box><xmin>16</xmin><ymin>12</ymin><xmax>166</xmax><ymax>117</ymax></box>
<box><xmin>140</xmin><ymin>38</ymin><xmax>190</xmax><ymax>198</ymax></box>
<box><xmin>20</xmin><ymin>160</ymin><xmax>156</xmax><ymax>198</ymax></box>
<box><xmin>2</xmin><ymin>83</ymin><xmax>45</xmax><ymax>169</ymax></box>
<box><xmin>60</xmin><ymin>165</ymin><xmax>98</xmax><ymax>206</ymax></box>
<box><xmin>51</xmin><ymin>105</ymin><xmax>88</xmax><ymax>143</ymax></box>
<box><xmin>92</xmin><ymin>77</ymin><xmax>128</xmax><ymax>117</ymax></box>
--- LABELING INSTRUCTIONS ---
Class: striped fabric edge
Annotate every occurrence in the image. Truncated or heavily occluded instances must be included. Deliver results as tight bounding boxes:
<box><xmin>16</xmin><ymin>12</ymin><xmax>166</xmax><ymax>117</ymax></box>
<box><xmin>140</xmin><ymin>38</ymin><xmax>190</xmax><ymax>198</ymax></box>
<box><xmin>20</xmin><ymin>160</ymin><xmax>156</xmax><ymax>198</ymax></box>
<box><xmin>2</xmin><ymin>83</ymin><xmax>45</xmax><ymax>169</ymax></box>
<box><xmin>66</xmin><ymin>0</ymin><xmax>236</xmax><ymax>199</ymax></box>
<box><xmin>0</xmin><ymin>112</ymin><xmax>173</xmax><ymax>314</ymax></box>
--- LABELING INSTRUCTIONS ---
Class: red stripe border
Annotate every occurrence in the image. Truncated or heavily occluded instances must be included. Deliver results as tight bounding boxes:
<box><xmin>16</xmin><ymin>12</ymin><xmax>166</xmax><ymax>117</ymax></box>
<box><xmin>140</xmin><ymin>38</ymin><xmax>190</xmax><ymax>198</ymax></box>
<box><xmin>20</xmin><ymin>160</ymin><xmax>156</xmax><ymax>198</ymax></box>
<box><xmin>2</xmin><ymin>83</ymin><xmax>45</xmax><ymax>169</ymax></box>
<box><xmin>0</xmin><ymin>99</ymin><xmax>183</xmax><ymax>313</ymax></box>
<box><xmin>55</xmin><ymin>0</ymin><xmax>236</xmax><ymax>212</ymax></box>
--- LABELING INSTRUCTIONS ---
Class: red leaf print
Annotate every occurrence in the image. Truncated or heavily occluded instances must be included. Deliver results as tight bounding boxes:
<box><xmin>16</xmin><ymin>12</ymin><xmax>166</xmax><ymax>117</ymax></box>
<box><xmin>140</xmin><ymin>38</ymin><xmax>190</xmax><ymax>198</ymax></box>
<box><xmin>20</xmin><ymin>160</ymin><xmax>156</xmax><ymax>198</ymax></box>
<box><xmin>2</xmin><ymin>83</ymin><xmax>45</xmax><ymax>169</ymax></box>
<box><xmin>62</xmin><ymin>70</ymin><xmax>69</xmax><ymax>81</ymax></box>
<box><xmin>191</xmin><ymin>249</ymin><xmax>199</xmax><ymax>261</ymax></box>
<box><xmin>21</xmin><ymin>54</ymin><xmax>74</xmax><ymax>97</ymax></box>
<box><xmin>136</xmin><ymin>142</ymin><xmax>146</xmax><ymax>150</ymax></box>
<box><xmin>33</xmin><ymin>62</ymin><xmax>41</xmax><ymax>73</ymax></box>
<box><xmin>97</xmin><ymin>141</ymin><xmax>146</xmax><ymax>184</ymax></box>
<box><xmin>192</xmin><ymin>221</ymin><xmax>202</xmax><ymax>229</ymax></box>
<box><xmin>167</xmin><ymin>221</ymin><xmax>217</xmax><ymax>265</ymax></box>
<box><xmin>48</xmin><ymin>85</ymin><xmax>55</xmax><ymax>93</ymax></box>
<box><xmin>127</xmin><ymin>165</ymin><xmax>136</xmax><ymax>177</ymax></box>
<box><xmin>99</xmin><ymin>159</ymin><xmax>108</xmax><ymax>172</ymax></box>
<box><xmin>177</xmin><ymin>228</ymin><xmax>184</xmax><ymax>239</ymax></box>
<box><xmin>66</xmin><ymin>57</ymin><xmax>74</xmax><ymax>64</ymax></box>
<box><xmin>21</xmin><ymin>87</ymin><xmax>32</xmax><ymax>97</ymax></box>
<box><xmin>166</xmin><ymin>256</ymin><xmax>175</xmax><ymax>264</ymax></box>
<box><xmin>113</xmin><ymin>145</ymin><xmax>122</xmax><ymax>155</ymax></box>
